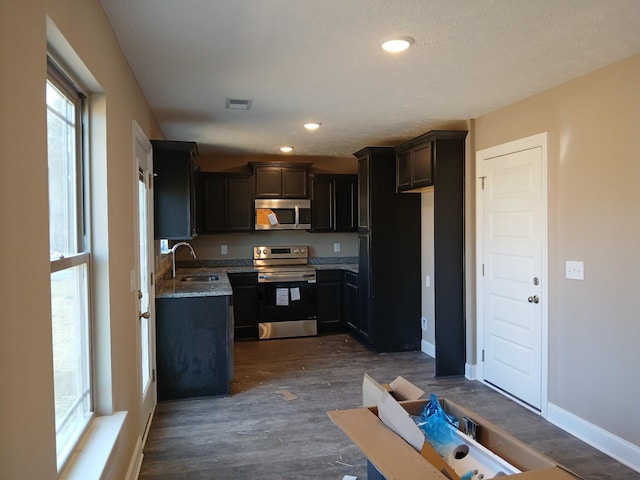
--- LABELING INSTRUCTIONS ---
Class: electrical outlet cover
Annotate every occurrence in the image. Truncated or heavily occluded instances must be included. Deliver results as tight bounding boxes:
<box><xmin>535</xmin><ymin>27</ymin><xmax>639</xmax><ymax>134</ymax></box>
<box><xmin>565</xmin><ymin>260</ymin><xmax>584</xmax><ymax>280</ymax></box>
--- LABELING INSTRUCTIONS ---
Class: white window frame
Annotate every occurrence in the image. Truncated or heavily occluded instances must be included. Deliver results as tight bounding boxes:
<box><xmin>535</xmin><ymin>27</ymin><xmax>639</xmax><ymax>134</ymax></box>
<box><xmin>47</xmin><ymin>57</ymin><xmax>95</xmax><ymax>472</ymax></box>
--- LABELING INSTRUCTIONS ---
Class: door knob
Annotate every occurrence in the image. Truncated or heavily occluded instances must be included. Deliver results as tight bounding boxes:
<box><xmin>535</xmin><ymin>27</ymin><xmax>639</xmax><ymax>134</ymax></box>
<box><xmin>140</xmin><ymin>311</ymin><xmax>151</xmax><ymax>319</ymax></box>
<box><xmin>527</xmin><ymin>295</ymin><xmax>539</xmax><ymax>304</ymax></box>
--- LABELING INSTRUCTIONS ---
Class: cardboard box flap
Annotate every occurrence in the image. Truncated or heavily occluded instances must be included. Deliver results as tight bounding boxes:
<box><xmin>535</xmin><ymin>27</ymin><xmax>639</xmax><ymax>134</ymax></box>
<box><xmin>328</xmin><ymin>408</ymin><xmax>450</xmax><ymax>480</ymax></box>
<box><xmin>389</xmin><ymin>376</ymin><xmax>426</xmax><ymax>401</ymax></box>
<box><xmin>362</xmin><ymin>373</ymin><xmax>425</xmax><ymax>407</ymax></box>
<box><xmin>362</xmin><ymin>373</ymin><xmax>392</xmax><ymax>407</ymax></box>
<box><xmin>377</xmin><ymin>391</ymin><xmax>426</xmax><ymax>451</ymax></box>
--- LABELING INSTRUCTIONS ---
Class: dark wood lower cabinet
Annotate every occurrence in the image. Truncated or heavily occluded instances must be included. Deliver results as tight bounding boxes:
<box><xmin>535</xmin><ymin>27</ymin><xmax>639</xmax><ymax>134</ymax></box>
<box><xmin>316</xmin><ymin>270</ymin><xmax>344</xmax><ymax>333</ymax></box>
<box><xmin>344</xmin><ymin>270</ymin><xmax>359</xmax><ymax>333</ymax></box>
<box><xmin>228</xmin><ymin>272</ymin><xmax>258</xmax><ymax>339</ymax></box>
<box><xmin>156</xmin><ymin>295</ymin><xmax>232</xmax><ymax>401</ymax></box>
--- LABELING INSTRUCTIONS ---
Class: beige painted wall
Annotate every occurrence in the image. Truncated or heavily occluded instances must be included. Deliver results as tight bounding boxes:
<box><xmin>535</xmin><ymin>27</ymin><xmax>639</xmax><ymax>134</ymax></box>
<box><xmin>197</xmin><ymin>152</ymin><xmax>357</xmax><ymax>174</ymax></box>
<box><xmin>420</xmin><ymin>191</ymin><xmax>436</xmax><ymax>347</ymax></box>
<box><xmin>185</xmin><ymin>231</ymin><xmax>359</xmax><ymax>261</ymax></box>
<box><xmin>1</xmin><ymin>1</ymin><xmax>161</xmax><ymax>478</ymax></box>
<box><xmin>474</xmin><ymin>53</ymin><xmax>640</xmax><ymax>446</ymax></box>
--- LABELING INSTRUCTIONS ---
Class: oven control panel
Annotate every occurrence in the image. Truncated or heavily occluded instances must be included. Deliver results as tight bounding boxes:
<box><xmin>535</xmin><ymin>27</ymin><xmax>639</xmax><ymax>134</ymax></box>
<box><xmin>254</xmin><ymin>245</ymin><xmax>308</xmax><ymax>260</ymax></box>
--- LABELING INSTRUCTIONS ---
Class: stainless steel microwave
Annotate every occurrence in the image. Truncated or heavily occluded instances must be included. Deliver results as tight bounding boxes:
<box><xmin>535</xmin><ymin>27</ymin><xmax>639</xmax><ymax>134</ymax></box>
<box><xmin>255</xmin><ymin>199</ymin><xmax>311</xmax><ymax>230</ymax></box>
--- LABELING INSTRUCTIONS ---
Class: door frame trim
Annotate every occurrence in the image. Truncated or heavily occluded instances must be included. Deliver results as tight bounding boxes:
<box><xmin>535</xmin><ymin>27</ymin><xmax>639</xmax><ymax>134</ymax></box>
<box><xmin>133</xmin><ymin>121</ymin><xmax>157</xmax><ymax>435</ymax></box>
<box><xmin>475</xmin><ymin>132</ymin><xmax>549</xmax><ymax>417</ymax></box>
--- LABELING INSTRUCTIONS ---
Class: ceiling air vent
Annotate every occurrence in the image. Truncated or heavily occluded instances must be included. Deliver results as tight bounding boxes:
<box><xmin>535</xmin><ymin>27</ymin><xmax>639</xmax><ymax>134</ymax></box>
<box><xmin>226</xmin><ymin>98</ymin><xmax>252</xmax><ymax>110</ymax></box>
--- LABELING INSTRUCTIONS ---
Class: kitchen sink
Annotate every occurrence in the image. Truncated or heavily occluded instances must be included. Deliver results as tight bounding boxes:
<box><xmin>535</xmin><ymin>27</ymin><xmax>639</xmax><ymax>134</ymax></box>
<box><xmin>180</xmin><ymin>274</ymin><xmax>219</xmax><ymax>283</ymax></box>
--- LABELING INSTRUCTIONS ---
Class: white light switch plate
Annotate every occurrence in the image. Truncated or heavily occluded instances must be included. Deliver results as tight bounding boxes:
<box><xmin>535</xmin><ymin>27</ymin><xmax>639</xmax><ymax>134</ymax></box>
<box><xmin>221</xmin><ymin>245</ymin><xmax>228</xmax><ymax>255</ymax></box>
<box><xmin>566</xmin><ymin>260</ymin><xmax>584</xmax><ymax>280</ymax></box>
<box><xmin>333</xmin><ymin>243</ymin><xmax>340</xmax><ymax>253</ymax></box>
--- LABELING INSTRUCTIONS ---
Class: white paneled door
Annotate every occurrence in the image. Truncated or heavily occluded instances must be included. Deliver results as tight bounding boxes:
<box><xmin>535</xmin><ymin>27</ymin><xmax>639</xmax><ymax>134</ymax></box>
<box><xmin>477</xmin><ymin>134</ymin><xmax>548</xmax><ymax>412</ymax></box>
<box><xmin>135</xmin><ymin>123</ymin><xmax>156</xmax><ymax>434</ymax></box>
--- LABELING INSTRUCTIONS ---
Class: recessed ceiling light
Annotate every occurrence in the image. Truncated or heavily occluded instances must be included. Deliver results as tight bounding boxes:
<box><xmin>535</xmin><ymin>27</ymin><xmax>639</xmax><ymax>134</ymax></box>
<box><xmin>381</xmin><ymin>37</ymin><xmax>414</xmax><ymax>53</ymax></box>
<box><xmin>304</xmin><ymin>122</ymin><xmax>321</xmax><ymax>130</ymax></box>
<box><xmin>280</xmin><ymin>146</ymin><xmax>294</xmax><ymax>153</ymax></box>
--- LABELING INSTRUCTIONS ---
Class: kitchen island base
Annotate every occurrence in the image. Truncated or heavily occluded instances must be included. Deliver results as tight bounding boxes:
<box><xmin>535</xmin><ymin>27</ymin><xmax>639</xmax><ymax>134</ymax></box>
<box><xmin>156</xmin><ymin>295</ymin><xmax>232</xmax><ymax>401</ymax></box>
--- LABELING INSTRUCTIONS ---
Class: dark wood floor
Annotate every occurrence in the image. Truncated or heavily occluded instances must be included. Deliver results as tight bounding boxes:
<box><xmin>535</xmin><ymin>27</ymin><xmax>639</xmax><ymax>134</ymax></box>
<box><xmin>139</xmin><ymin>334</ymin><xmax>639</xmax><ymax>479</ymax></box>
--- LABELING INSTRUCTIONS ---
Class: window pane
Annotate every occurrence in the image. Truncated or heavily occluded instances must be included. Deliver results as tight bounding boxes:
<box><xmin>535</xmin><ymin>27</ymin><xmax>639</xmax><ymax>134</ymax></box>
<box><xmin>47</xmin><ymin>68</ymin><xmax>92</xmax><ymax>470</ymax></box>
<box><xmin>47</xmin><ymin>82</ymin><xmax>79</xmax><ymax>259</ymax></box>
<box><xmin>51</xmin><ymin>264</ymin><xmax>92</xmax><ymax>460</ymax></box>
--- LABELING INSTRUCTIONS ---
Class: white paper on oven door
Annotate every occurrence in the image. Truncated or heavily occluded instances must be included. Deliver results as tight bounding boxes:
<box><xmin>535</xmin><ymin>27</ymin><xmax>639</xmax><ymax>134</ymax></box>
<box><xmin>268</xmin><ymin>212</ymin><xmax>278</xmax><ymax>225</ymax></box>
<box><xmin>276</xmin><ymin>288</ymin><xmax>289</xmax><ymax>306</ymax></box>
<box><xmin>290</xmin><ymin>287</ymin><xmax>300</xmax><ymax>301</ymax></box>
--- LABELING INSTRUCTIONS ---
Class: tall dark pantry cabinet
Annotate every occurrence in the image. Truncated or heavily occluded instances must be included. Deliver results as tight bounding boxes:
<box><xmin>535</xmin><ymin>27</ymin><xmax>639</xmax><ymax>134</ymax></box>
<box><xmin>395</xmin><ymin>130</ymin><xmax>468</xmax><ymax>377</ymax></box>
<box><xmin>354</xmin><ymin>147</ymin><xmax>421</xmax><ymax>352</ymax></box>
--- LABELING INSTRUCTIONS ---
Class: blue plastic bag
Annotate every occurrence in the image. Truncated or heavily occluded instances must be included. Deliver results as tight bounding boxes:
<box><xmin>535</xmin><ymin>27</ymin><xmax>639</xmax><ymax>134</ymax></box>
<box><xmin>416</xmin><ymin>393</ymin><xmax>460</xmax><ymax>449</ymax></box>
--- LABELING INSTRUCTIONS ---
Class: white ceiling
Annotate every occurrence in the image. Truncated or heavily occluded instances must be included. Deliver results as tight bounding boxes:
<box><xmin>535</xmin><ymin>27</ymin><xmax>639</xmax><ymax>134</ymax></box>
<box><xmin>100</xmin><ymin>0</ymin><xmax>640</xmax><ymax>157</ymax></box>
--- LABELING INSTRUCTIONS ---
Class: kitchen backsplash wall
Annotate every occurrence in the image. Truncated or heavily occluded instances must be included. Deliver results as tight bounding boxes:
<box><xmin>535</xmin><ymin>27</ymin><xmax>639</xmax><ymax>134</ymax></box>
<box><xmin>182</xmin><ymin>231</ymin><xmax>359</xmax><ymax>262</ymax></box>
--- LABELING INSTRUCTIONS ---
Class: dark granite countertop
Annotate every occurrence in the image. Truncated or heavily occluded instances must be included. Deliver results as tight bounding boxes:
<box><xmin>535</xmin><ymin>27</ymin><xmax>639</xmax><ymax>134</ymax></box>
<box><xmin>313</xmin><ymin>263</ymin><xmax>358</xmax><ymax>273</ymax></box>
<box><xmin>156</xmin><ymin>261</ymin><xmax>358</xmax><ymax>298</ymax></box>
<box><xmin>156</xmin><ymin>268</ymin><xmax>233</xmax><ymax>298</ymax></box>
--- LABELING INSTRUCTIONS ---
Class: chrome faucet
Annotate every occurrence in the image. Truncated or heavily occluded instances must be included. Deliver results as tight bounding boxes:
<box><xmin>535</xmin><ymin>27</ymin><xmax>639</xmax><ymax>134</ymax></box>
<box><xmin>170</xmin><ymin>242</ymin><xmax>197</xmax><ymax>279</ymax></box>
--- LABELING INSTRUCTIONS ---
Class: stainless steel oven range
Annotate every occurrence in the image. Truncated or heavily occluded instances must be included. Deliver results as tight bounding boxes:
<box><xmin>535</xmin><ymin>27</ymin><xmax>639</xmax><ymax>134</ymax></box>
<box><xmin>254</xmin><ymin>245</ymin><xmax>317</xmax><ymax>339</ymax></box>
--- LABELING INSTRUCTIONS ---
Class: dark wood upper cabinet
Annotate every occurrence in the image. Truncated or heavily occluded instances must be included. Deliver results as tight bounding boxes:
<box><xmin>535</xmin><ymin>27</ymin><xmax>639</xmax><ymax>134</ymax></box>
<box><xmin>282</xmin><ymin>168</ymin><xmax>308</xmax><ymax>198</ymax></box>
<box><xmin>357</xmin><ymin>156</ymin><xmax>370</xmax><ymax>231</ymax></box>
<box><xmin>151</xmin><ymin>140</ymin><xmax>198</xmax><ymax>240</ymax></box>
<box><xmin>395</xmin><ymin>136</ymin><xmax>433</xmax><ymax>192</ymax></box>
<box><xmin>396</xmin><ymin>150</ymin><xmax>413</xmax><ymax>191</ymax></box>
<box><xmin>199</xmin><ymin>172</ymin><xmax>253</xmax><ymax>233</ymax></box>
<box><xmin>412</xmin><ymin>142</ymin><xmax>433</xmax><ymax>187</ymax></box>
<box><xmin>310</xmin><ymin>174</ymin><xmax>357</xmax><ymax>232</ymax></box>
<box><xmin>227</xmin><ymin>175</ymin><xmax>254</xmax><ymax>231</ymax></box>
<box><xmin>251</xmin><ymin>162</ymin><xmax>311</xmax><ymax>198</ymax></box>
<box><xmin>254</xmin><ymin>167</ymin><xmax>282</xmax><ymax>198</ymax></box>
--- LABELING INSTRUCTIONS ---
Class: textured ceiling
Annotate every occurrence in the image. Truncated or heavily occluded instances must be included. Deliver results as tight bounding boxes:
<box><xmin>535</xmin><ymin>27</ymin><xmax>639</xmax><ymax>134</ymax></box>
<box><xmin>100</xmin><ymin>0</ymin><xmax>640</xmax><ymax>157</ymax></box>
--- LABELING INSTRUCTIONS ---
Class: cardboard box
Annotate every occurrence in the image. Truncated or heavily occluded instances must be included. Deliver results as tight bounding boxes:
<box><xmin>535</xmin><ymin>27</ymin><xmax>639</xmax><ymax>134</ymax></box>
<box><xmin>362</xmin><ymin>373</ymin><xmax>426</xmax><ymax>406</ymax></box>
<box><xmin>328</xmin><ymin>375</ymin><xmax>581</xmax><ymax>480</ymax></box>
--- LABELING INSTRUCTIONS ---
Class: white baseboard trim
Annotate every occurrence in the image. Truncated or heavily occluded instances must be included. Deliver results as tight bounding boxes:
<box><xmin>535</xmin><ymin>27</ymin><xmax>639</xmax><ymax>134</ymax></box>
<box><xmin>421</xmin><ymin>339</ymin><xmax>435</xmax><ymax>358</ymax></box>
<box><xmin>465</xmin><ymin>362</ymin><xmax>476</xmax><ymax>381</ymax></box>
<box><xmin>127</xmin><ymin>404</ymin><xmax>156</xmax><ymax>480</ymax></box>
<box><xmin>547</xmin><ymin>402</ymin><xmax>640</xmax><ymax>473</ymax></box>
<box><xmin>125</xmin><ymin>435</ymin><xmax>144</xmax><ymax>480</ymax></box>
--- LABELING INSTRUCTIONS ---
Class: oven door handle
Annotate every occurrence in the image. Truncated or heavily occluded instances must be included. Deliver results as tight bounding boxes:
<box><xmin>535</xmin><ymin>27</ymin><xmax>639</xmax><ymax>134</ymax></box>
<box><xmin>258</xmin><ymin>273</ymin><xmax>317</xmax><ymax>283</ymax></box>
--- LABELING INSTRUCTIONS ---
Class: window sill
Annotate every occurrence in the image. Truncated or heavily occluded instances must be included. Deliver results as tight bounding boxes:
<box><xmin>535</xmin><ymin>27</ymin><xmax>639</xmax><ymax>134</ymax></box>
<box><xmin>60</xmin><ymin>411</ymin><xmax>127</xmax><ymax>480</ymax></box>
